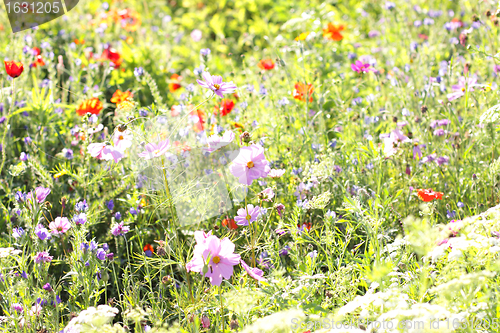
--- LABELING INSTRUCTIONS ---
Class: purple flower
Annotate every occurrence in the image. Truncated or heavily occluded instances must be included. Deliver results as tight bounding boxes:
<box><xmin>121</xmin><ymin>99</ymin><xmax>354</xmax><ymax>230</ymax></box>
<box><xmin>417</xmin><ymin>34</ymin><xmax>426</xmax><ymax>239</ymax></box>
<box><xmin>24</xmin><ymin>137</ymin><xmax>32</xmax><ymax>144</ymax></box>
<box><xmin>229</xmin><ymin>144</ymin><xmax>271</xmax><ymax>185</ymax></box>
<box><xmin>11</xmin><ymin>303</ymin><xmax>23</xmax><ymax>313</ymax></box>
<box><xmin>15</xmin><ymin>191</ymin><xmax>26</xmax><ymax>203</ymax></box>
<box><xmin>111</xmin><ymin>222</ymin><xmax>130</xmax><ymax>236</ymax></box>
<box><xmin>134</xmin><ymin>67</ymin><xmax>144</xmax><ymax>77</ymax></box>
<box><xmin>12</xmin><ymin>227</ymin><xmax>24</xmax><ymax>239</ymax></box>
<box><xmin>257</xmin><ymin>251</ymin><xmax>273</xmax><ymax>270</ymax></box>
<box><xmin>437</xmin><ymin>119</ymin><xmax>451</xmax><ymax>126</ymax></box>
<box><xmin>107</xmin><ymin>253</ymin><xmax>114</xmax><ymax>260</ymax></box>
<box><xmin>35</xmin><ymin>224</ymin><xmax>51</xmax><ymax>241</ymax></box>
<box><xmin>89</xmin><ymin>240</ymin><xmax>98</xmax><ymax>251</ymax></box>
<box><xmin>196</xmin><ymin>71</ymin><xmax>237</xmax><ymax>98</ymax></box>
<box><xmin>433</xmin><ymin>128</ymin><xmax>446</xmax><ymax>136</ymax></box>
<box><xmin>34</xmin><ymin>251</ymin><xmax>53</xmax><ymax>264</ymax></box>
<box><xmin>42</xmin><ymin>283</ymin><xmax>53</xmax><ymax>292</ymax></box>
<box><xmin>27</xmin><ymin>187</ymin><xmax>51</xmax><ymax>204</ymax></box>
<box><xmin>75</xmin><ymin>200</ymin><xmax>89</xmax><ymax>212</ymax></box>
<box><xmin>102</xmin><ymin>243</ymin><xmax>109</xmax><ymax>251</ymax></box>
<box><xmin>96</xmin><ymin>248</ymin><xmax>107</xmax><ymax>260</ymax></box>
<box><xmin>114</xmin><ymin>212</ymin><xmax>122</xmax><ymax>221</ymax></box>
<box><xmin>21</xmin><ymin>271</ymin><xmax>28</xmax><ymax>279</ymax></box>
<box><xmin>73</xmin><ymin>213</ymin><xmax>87</xmax><ymax>225</ymax></box>
<box><xmin>129</xmin><ymin>207</ymin><xmax>138</xmax><ymax>215</ymax></box>
<box><xmin>457</xmin><ymin>201</ymin><xmax>465</xmax><ymax>208</ymax></box>
<box><xmin>275</xmin><ymin>203</ymin><xmax>285</xmax><ymax>218</ymax></box>
<box><xmin>413</xmin><ymin>142</ymin><xmax>425</xmax><ymax>159</ymax></box>
<box><xmin>436</xmin><ymin>156</ymin><xmax>450</xmax><ymax>166</ymax></box>
<box><xmin>200</xmin><ymin>48</ymin><xmax>211</xmax><ymax>56</ymax></box>
<box><xmin>279</xmin><ymin>245</ymin><xmax>291</xmax><ymax>256</ymax></box>
<box><xmin>19</xmin><ymin>152</ymin><xmax>28</xmax><ymax>161</ymax></box>
<box><xmin>234</xmin><ymin>204</ymin><xmax>260</xmax><ymax>226</ymax></box>
<box><xmin>106</xmin><ymin>199</ymin><xmax>114</xmax><ymax>210</ymax></box>
<box><xmin>62</xmin><ymin>148</ymin><xmax>74</xmax><ymax>160</ymax></box>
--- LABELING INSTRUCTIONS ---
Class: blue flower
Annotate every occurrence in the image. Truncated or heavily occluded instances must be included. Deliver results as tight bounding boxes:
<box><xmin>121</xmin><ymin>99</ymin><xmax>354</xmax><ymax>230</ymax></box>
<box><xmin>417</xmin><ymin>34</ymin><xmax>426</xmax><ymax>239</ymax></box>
<box><xmin>107</xmin><ymin>200</ymin><xmax>114</xmax><ymax>210</ymax></box>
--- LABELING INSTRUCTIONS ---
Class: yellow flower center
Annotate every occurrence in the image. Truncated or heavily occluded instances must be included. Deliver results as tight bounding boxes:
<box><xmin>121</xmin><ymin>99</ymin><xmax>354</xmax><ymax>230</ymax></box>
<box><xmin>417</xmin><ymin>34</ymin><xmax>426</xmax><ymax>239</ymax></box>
<box><xmin>119</xmin><ymin>135</ymin><xmax>124</xmax><ymax>140</ymax></box>
<box><xmin>247</xmin><ymin>161</ymin><xmax>254</xmax><ymax>168</ymax></box>
<box><xmin>213</xmin><ymin>84</ymin><xmax>220</xmax><ymax>90</ymax></box>
<box><xmin>153</xmin><ymin>149</ymin><xmax>161</xmax><ymax>155</ymax></box>
<box><xmin>212</xmin><ymin>255</ymin><xmax>221</xmax><ymax>264</ymax></box>
<box><xmin>461</xmin><ymin>87</ymin><xmax>466</xmax><ymax>92</ymax></box>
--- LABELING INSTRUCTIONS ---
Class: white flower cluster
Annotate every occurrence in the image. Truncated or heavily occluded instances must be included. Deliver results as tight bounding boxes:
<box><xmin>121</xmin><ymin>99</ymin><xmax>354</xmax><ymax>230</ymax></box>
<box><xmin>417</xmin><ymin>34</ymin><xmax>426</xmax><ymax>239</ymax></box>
<box><xmin>63</xmin><ymin>305</ymin><xmax>119</xmax><ymax>333</ymax></box>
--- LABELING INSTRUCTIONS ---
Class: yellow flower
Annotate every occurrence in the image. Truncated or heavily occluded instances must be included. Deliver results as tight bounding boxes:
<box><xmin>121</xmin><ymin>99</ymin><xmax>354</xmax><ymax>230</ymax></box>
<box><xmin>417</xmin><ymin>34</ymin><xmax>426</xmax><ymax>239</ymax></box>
<box><xmin>54</xmin><ymin>170</ymin><xmax>68</xmax><ymax>179</ymax></box>
<box><xmin>484</xmin><ymin>83</ymin><xmax>492</xmax><ymax>92</ymax></box>
<box><xmin>295</xmin><ymin>32</ymin><xmax>310</xmax><ymax>41</ymax></box>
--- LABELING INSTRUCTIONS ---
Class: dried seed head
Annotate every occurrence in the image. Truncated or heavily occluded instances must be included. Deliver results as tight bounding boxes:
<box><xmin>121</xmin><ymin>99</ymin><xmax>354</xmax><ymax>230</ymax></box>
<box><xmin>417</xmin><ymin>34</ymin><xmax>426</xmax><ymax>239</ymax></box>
<box><xmin>117</xmin><ymin>124</ymin><xmax>127</xmax><ymax>132</ymax></box>
<box><xmin>421</xmin><ymin>105</ymin><xmax>428</xmax><ymax>114</ymax></box>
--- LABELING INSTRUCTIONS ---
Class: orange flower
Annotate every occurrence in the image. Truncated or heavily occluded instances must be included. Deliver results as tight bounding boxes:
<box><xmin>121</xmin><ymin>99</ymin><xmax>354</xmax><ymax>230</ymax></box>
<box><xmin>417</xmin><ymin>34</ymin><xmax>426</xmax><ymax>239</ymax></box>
<box><xmin>417</xmin><ymin>189</ymin><xmax>444</xmax><ymax>202</ymax></box>
<box><xmin>31</xmin><ymin>55</ymin><xmax>45</xmax><ymax>68</ymax></box>
<box><xmin>4</xmin><ymin>60</ymin><xmax>24</xmax><ymax>78</ymax></box>
<box><xmin>257</xmin><ymin>59</ymin><xmax>275</xmax><ymax>70</ymax></box>
<box><xmin>292</xmin><ymin>82</ymin><xmax>314</xmax><ymax>102</ymax></box>
<box><xmin>110</xmin><ymin>89</ymin><xmax>133</xmax><ymax>104</ymax></box>
<box><xmin>190</xmin><ymin>109</ymin><xmax>205</xmax><ymax>132</ymax></box>
<box><xmin>295</xmin><ymin>32</ymin><xmax>310</xmax><ymax>41</ymax></box>
<box><xmin>100</xmin><ymin>48</ymin><xmax>122</xmax><ymax>67</ymax></box>
<box><xmin>74</xmin><ymin>39</ymin><xmax>85</xmax><ymax>44</ymax></box>
<box><xmin>322</xmin><ymin>23</ymin><xmax>345</xmax><ymax>41</ymax></box>
<box><xmin>117</xmin><ymin>8</ymin><xmax>141</xmax><ymax>32</ymax></box>
<box><xmin>143</xmin><ymin>243</ymin><xmax>154</xmax><ymax>253</ymax></box>
<box><xmin>222</xmin><ymin>218</ymin><xmax>238</xmax><ymax>230</ymax></box>
<box><xmin>76</xmin><ymin>98</ymin><xmax>103</xmax><ymax>116</ymax></box>
<box><xmin>169</xmin><ymin>74</ymin><xmax>182</xmax><ymax>92</ymax></box>
<box><xmin>216</xmin><ymin>99</ymin><xmax>235</xmax><ymax>116</ymax></box>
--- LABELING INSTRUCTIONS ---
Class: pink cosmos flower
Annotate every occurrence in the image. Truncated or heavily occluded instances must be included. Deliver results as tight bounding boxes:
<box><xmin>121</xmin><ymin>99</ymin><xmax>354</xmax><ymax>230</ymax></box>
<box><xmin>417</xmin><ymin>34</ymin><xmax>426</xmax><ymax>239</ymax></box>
<box><xmin>234</xmin><ymin>204</ymin><xmax>260</xmax><ymax>226</ymax></box>
<box><xmin>230</xmin><ymin>144</ymin><xmax>270</xmax><ymax>185</ymax></box>
<box><xmin>113</xmin><ymin>130</ymin><xmax>133</xmax><ymax>151</ymax></box>
<box><xmin>186</xmin><ymin>233</ymin><xmax>241</xmax><ymax>286</ymax></box>
<box><xmin>34</xmin><ymin>251</ymin><xmax>53</xmax><ymax>264</ymax></box>
<box><xmin>87</xmin><ymin>143</ymin><xmax>124</xmax><ymax>163</ymax></box>
<box><xmin>49</xmin><ymin>217</ymin><xmax>71</xmax><ymax>234</ymax></box>
<box><xmin>268</xmin><ymin>169</ymin><xmax>285</xmax><ymax>179</ymax></box>
<box><xmin>447</xmin><ymin>76</ymin><xmax>477</xmax><ymax>101</ymax></box>
<box><xmin>382</xmin><ymin>129</ymin><xmax>410</xmax><ymax>157</ymax></box>
<box><xmin>260</xmin><ymin>188</ymin><xmax>275</xmax><ymax>202</ymax></box>
<box><xmin>197</xmin><ymin>71</ymin><xmax>237</xmax><ymax>98</ymax></box>
<box><xmin>138</xmin><ymin>139</ymin><xmax>170</xmax><ymax>160</ymax></box>
<box><xmin>203</xmin><ymin>130</ymin><xmax>235</xmax><ymax>154</ymax></box>
<box><xmin>351</xmin><ymin>60</ymin><xmax>375</xmax><ymax>73</ymax></box>
<box><xmin>240</xmin><ymin>259</ymin><xmax>267</xmax><ymax>282</ymax></box>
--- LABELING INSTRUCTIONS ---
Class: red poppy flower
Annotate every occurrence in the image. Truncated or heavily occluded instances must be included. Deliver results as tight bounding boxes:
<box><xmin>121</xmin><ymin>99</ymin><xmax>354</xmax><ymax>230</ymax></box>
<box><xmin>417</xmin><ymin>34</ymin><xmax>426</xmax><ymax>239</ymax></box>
<box><xmin>100</xmin><ymin>48</ymin><xmax>122</xmax><ymax>67</ymax></box>
<box><xmin>143</xmin><ymin>243</ymin><xmax>154</xmax><ymax>253</ymax></box>
<box><xmin>293</xmin><ymin>82</ymin><xmax>314</xmax><ymax>102</ymax></box>
<box><xmin>417</xmin><ymin>189</ymin><xmax>444</xmax><ymax>202</ymax></box>
<box><xmin>190</xmin><ymin>109</ymin><xmax>205</xmax><ymax>132</ymax></box>
<box><xmin>222</xmin><ymin>218</ymin><xmax>238</xmax><ymax>230</ymax></box>
<box><xmin>322</xmin><ymin>23</ymin><xmax>345</xmax><ymax>41</ymax></box>
<box><xmin>257</xmin><ymin>59</ymin><xmax>275</xmax><ymax>70</ymax></box>
<box><xmin>110</xmin><ymin>89</ymin><xmax>133</xmax><ymax>104</ymax></box>
<box><xmin>4</xmin><ymin>61</ymin><xmax>24</xmax><ymax>78</ymax></box>
<box><xmin>76</xmin><ymin>98</ymin><xmax>103</xmax><ymax>116</ymax></box>
<box><xmin>216</xmin><ymin>99</ymin><xmax>235</xmax><ymax>116</ymax></box>
<box><xmin>169</xmin><ymin>74</ymin><xmax>182</xmax><ymax>92</ymax></box>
